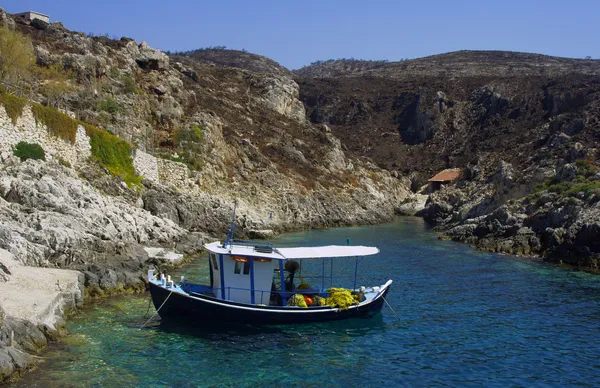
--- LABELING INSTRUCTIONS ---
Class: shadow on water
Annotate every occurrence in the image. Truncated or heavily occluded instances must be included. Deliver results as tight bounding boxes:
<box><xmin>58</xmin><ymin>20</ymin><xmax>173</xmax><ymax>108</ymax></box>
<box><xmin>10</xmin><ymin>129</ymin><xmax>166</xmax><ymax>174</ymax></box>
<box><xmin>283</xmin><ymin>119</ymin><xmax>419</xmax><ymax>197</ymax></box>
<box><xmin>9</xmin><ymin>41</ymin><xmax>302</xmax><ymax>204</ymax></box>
<box><xmin>153</xmin><ymin>313</ymin><xmax>389</xmax><ymax>340</ymax></box>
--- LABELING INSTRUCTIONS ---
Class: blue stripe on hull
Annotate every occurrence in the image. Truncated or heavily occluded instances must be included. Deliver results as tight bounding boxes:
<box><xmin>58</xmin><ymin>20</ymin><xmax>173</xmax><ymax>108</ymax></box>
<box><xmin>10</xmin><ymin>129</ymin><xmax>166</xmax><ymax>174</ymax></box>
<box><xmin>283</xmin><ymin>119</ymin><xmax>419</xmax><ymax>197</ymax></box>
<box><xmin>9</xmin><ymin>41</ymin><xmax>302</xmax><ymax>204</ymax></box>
<box><xmin>149</xmin><ymin>283</ymin><xmax>390</xmax><ymax>325</ymax></box>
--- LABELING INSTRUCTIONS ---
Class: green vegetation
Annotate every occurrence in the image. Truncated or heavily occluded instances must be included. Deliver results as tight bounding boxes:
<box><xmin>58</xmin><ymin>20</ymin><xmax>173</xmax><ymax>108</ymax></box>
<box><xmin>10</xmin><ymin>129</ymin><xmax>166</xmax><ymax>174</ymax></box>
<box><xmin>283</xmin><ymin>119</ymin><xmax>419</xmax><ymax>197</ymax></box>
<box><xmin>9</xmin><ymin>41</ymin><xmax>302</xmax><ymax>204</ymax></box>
<box><xmin>544</xmin><ymin>180</ymin><xmax>600</xmax><ymax>197</ymax></box>
<box><xmin>172</xmin><ymin>124</ymin><xmax>205</xmax><ymax>170</ymax></box>
<box><xmin>121</xmin><ymin>75</ymin><xmax>138</xmax><ymax>94</ymax></box>
<box><xmin>97</xmin><ymin>97</ymin><xmax>122</xmax><ymax>114</ymax></box>
<box><xmin>574</xmin><ymin>159</ymin><xmax>600</xmax><ymax>178</ymax></box>
<box><xmin>35</xmin><ymin>64</ymin><xmax>74</xmax><ymax>107</ymax></box>
<box><xmin>531</xmin><ymin>159</ymin><xmax>600</xmax><ymax>201</ymax></box>
<box><xmin>0</xmin><ymin>89</ymin><xmax>139</xmax><ymax>187</ymax></box>
<box><xmin>176</xmin><ymin>124</ymin><xmax>204</xmax><ymax>145</ymax></box>
<box><xmin>0</xmin><ymin>25</ymin><xmax>34</xmax><ymax>83</ymax></box>
<box><xmin>31</xmin><ymin>103</ymin><xmax>78</xmax><ymax>144</ymax></box>
<box><xmin>82</xmin><ymin>123</ymin><xmax>141</xmax><ymax>187</ymax></box>
<box><xmin>0</xmin><ymin>91</ymin><xmax>27</xmax><ymax>124</ymax></box>
<box><xmin>13</xmin><ymin>141</ymin><xmax>45</xmax><ymax>161</ymax></box>
<box><xmin>155</xmin><ymin>151</ymin><xmax>185</xmax><ymax>164</ymax></box>
<box><xmin>0</xmin><ymin>90</ymin><xmax>79</xmax><ymax>143</ymax></box>
<box><xmin>56</xmin><ymin>156</ymin><xmax>71</xmax><ymax>168</ymax></box>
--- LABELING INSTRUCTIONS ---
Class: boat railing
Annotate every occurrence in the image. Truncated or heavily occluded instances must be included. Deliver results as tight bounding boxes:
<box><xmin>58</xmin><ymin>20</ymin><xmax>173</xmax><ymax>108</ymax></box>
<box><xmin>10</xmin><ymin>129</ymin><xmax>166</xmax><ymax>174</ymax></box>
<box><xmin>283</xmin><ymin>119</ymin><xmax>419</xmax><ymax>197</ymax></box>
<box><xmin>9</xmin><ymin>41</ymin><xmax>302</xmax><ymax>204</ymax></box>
<box><xmin>209</xmin><ymin>285</ymin><xmax>329</xmax><ymax>305</ymax></box>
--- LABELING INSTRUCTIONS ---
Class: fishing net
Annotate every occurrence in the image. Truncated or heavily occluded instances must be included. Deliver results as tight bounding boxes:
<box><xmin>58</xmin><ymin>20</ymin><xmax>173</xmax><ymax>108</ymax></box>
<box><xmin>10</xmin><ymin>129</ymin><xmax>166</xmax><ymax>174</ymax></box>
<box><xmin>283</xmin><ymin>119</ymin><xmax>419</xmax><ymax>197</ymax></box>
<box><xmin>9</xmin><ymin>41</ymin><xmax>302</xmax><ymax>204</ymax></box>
<box><xmin>286</xmin><ymin>294</ymin><xmax>308</xmax><ymax>308</ymax></box>
<box><xmin>324</xmin><ymin>288</ymin><xmax>359</xmax><ymax>310</ymax></box>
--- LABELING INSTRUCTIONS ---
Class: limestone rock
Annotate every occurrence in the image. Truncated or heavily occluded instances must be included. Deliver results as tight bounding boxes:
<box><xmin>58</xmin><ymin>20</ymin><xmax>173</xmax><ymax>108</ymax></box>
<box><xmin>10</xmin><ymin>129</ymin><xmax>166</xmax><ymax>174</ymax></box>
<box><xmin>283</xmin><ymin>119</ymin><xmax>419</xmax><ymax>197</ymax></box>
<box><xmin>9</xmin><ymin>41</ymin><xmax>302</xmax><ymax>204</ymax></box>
<box><xmin>0</xmin><ymin>8</ymin><xmax>15</xmax><ymax>29</ymax></box>
<box><xmin>135</xmin><ymin>41</ymin><xmax>169</xmax><ymax>71</ymax></box>
<box><xmin>556</xmin><ymin>163</ymin><xmax>578</xmax><ymax>182</ymax></box>
<box><xmin>247</xmin><ymin>229</ymin><xmax>276</xmax><ymax>239</ymax></box>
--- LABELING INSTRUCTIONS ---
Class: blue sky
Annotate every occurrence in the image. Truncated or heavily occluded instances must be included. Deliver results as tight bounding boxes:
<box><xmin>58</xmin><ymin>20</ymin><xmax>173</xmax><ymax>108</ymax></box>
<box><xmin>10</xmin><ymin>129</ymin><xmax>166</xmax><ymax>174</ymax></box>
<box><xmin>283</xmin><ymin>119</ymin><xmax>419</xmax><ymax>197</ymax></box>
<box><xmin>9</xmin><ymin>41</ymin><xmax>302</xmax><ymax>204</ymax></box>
<box><xmin>3</xmin><ymin>0</ymin><xmax>598</xmax><ymax>69</ymax></box>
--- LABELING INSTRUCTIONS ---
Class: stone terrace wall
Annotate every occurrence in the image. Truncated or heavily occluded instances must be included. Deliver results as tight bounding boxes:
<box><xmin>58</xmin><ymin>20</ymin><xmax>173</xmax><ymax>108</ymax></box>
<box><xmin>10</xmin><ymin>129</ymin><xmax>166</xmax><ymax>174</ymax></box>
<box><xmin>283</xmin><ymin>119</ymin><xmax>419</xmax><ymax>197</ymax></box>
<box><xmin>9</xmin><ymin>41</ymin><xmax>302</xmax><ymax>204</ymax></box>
<box><xmin>133</xmin><ymin>149</ymin><xmax>159</xmax><ymax>183</ymax></box>
<box><xmin>0</xmin><ymin>103</ymin><xmax>195</xmax><ymax>193</ymax></box>
<box><xmin>0</xmin><ymin>105</ymin><xmax>91</xmax><ymax>166</ymax></box>
<box><xmin>133</xmin><ymin>149</ymin><xmax>196</xmax><ymax>192</ymax></box>
<box><xmin>157</xmin><ymin>158</ymin><xmax>194</xmax><ymax>192</ymax></box>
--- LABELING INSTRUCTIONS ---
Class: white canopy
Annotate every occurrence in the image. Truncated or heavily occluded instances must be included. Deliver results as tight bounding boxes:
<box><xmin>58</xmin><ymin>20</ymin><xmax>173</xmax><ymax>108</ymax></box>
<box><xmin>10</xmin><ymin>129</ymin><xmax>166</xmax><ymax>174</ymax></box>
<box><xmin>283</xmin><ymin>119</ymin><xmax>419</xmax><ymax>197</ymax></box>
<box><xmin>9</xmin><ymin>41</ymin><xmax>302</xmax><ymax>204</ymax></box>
<box><xmin>277</xmin><ymin>246</ymin><xmax>379</xmax><ymax>259</ymax></box>
<box><xmin>204</xmin><ymin>241</ymin><xmax>379</xmax><ymax>260</ymax></box>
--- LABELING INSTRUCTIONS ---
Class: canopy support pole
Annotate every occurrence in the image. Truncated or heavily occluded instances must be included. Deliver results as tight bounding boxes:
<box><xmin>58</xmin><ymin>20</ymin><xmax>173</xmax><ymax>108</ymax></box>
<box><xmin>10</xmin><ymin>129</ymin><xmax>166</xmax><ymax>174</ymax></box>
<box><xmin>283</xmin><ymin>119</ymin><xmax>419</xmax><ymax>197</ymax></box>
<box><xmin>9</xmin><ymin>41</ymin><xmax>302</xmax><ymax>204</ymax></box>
<box><xmin>250</xmin><ymin>258</ymin><xmax>255</xmax><ymax>304</ymax></box>
<box><xmin>353</xmin><ymin>257</ymin><xmax>358</xmax><ymax>290</ymax></box>
<box><xmin>219</xmin><ymin>254</ymin><xmax>225</xmax><ymax>300</ymax></box>
<box><xmin>330</xmin><ymin>258</ymin><xmax>333</xmax><ymax>288</ymax></box>
<box><xmin>279</xmin><ymin>260</ymin><xmax>287</xmax><ymax>306</ymax></box>
<box><xmin>321</xmin><ymin>259</ymin><xmax>325</xmax><ymax>292</ymax></box>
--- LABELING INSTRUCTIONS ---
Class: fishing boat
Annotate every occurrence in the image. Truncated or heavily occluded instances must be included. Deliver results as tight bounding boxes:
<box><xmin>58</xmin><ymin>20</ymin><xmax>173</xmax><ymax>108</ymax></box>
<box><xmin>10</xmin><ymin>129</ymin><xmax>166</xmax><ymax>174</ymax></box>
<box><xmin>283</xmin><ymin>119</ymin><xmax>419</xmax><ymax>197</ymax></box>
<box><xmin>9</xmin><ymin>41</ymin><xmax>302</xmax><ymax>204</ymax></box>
<box><xmin>148</xmin><ymin>239</ymin><xmax>393</xmax><ymax>325</ymax></box>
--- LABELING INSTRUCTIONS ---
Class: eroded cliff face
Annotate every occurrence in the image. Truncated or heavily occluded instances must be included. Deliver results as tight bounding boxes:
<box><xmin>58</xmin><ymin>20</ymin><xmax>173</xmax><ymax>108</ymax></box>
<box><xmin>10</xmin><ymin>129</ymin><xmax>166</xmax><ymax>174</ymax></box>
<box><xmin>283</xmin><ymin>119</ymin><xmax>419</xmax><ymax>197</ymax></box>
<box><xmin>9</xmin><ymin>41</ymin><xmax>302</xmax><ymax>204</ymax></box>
<box><xmin>295</xmin><ymin>54</ymin><xmax>600</xmax><ymax>268</ymax></box>
<box><xmin>3</xmin><ymin>12</ymin><xmax>417</xmax><ymax>239</ymax></box>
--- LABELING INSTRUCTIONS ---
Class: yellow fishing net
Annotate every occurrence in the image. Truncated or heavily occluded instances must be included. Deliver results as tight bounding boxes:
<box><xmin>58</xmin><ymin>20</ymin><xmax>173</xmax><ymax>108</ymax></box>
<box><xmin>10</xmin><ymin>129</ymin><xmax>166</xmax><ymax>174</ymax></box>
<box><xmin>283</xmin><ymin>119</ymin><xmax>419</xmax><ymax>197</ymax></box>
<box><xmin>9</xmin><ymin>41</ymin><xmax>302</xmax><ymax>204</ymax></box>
<box><xmin>286</xmin><ymin>294</ymin><xmax>308</xmax><ymax>308</ymax></box>
<box><xmin>324</xmin><ymin>288</ymin><xmax>359</xmax><ymax>310</ymax></box>
<box><xmin>286</xmin><ymin>288</ymin><xmax>360</xmax><ymax>309</ymax></box>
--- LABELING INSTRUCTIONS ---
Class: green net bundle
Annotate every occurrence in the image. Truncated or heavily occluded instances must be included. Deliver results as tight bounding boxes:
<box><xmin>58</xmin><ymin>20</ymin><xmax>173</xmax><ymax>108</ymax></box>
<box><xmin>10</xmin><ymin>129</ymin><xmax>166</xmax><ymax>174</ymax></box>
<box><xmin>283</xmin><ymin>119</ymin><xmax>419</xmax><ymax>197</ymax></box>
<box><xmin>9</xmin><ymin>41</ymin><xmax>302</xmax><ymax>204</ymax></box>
<box><xmin>324</xmin><ymin>288</ymin><xmax>358</xmax><ymax>310</ymax></box>
<box><xmin>286</xmin><ymin>294</ymin><xmax>308</xmax><ymax>308</ymax></box>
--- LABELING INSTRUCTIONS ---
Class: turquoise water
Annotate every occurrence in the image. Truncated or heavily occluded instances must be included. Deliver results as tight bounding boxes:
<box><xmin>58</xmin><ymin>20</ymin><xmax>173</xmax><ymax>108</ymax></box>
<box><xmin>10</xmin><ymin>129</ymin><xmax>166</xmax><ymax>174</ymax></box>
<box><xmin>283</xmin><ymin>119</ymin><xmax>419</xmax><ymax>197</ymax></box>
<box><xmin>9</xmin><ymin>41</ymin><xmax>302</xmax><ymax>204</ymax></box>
<box><xmin>14</xmin><ymin>217</ymin><xmax>600</xmax><ymax>387</ymax></box>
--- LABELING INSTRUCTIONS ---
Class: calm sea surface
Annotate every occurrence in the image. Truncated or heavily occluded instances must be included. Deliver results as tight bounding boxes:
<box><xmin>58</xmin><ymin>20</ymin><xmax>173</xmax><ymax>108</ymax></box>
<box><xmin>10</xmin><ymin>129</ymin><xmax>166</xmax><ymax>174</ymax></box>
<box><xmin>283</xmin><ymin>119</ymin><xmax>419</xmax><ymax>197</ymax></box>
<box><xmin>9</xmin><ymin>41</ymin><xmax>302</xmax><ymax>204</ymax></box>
<box><xmin>14</xmin><ymin>217</ymin><xmax>600</xmax><ymax>387</ymax></box>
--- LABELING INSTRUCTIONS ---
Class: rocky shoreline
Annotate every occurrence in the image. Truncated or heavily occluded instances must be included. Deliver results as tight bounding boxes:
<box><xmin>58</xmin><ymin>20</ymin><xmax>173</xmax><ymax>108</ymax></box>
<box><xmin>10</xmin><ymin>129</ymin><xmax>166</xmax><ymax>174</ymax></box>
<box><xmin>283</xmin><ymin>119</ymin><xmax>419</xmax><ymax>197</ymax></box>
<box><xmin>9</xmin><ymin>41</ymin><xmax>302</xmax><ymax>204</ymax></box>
<box><xmin>0</xmin><ymin>159</ymin><xmax>189</xmax><ymax>381</ymax></box>
<box><xmin>417</xmin><ymin>159</ymin><xmax>600</xmax><ymax>269</ymax></box>
<box><xmin>0</xmin><ymin>157</ymin><xmax>418</xmax><ymax>382</ymax></box>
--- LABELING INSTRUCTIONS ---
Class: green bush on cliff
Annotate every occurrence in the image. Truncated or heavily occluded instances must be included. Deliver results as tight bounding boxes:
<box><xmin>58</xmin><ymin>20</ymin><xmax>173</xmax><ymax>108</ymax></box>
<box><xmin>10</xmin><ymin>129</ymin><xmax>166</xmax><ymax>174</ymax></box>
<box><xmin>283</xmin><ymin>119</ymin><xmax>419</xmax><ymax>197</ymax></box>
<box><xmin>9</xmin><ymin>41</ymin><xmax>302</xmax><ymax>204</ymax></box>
<box><xmin>14</xmin><ymin>141</ymin><xmax>45</xmax><ymax>161</ymax></box>
<box><xmin>31</xmin><ymin>103</ymin><xmax>78</xmax><ymax>144</ymax></box>
<box><xmin>173</xmin><ymin>124</ymin><xmax>205</xmax><ymax>170</ymax></box>
<box><xmin>531</xmin><ymin>160</ymin><xmax>600</xmax><ymax>201</ymax></box>
<box><xmin>0</xmin><ymin>90</ymin><xmax>78</xmax><ymax>143</ymax></box>
<box><xmin>82</xmin><ymin>123</ymin><xmax>141</xmax><ymax>187</ymax></box>
<box><xmin>0</xmin><ymin>91</ymin><xmax>140</xmax><ymax>186</ymax></box>
<box><xmin>97</xmin><ymin>98</ymin><xmax>122</xmax><ymax>114</ymax></box>
<box><xmin>0</xmin><ymin>91</ymin><xmax>27</xmax><ymax>125</ymax></box>
<box><xmin>121</xmin><ymin>75</ymin><xmax>138</xmax><ymax>94</ymax></box>
<box><xmin>574</xmin><ymin>159</ymin><xmax>600</xmax><ymax>178</ymax></box>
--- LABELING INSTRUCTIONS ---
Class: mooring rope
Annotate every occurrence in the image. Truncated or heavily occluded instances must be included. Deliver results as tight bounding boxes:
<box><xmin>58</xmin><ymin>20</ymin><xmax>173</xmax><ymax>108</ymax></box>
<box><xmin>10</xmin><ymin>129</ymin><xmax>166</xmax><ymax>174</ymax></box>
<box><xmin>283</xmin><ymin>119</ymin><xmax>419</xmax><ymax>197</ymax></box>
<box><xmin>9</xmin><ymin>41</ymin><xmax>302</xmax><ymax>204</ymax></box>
<box><xmin>139</xmin><ymin>290</ymin><xmax>172</xmax><ymax>330</ymax></box>
<box><xmin>382</xmin><ymin>295</ymin><xmax>401</xmax><ymax>320</ymax></box>
<box><xmin>142</xmin><ymin>295</ymin><xmax>153</xmax><ymax>319</ymax></box>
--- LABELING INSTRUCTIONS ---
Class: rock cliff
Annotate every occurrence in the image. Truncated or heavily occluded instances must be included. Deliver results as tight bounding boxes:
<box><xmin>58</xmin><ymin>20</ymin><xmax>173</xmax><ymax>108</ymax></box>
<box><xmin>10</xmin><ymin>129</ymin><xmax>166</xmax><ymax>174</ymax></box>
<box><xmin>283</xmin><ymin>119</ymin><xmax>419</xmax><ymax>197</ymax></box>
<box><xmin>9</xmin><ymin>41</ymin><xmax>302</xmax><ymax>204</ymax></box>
<box><xmin>295</xmin><ymin>53</ymin><xmax>600</xmax><ymax>269</ymax></box>
<box><xmin>0</xmin><ymin>10</ymin><xmax>418</xmax><ymax>381</ymax></box>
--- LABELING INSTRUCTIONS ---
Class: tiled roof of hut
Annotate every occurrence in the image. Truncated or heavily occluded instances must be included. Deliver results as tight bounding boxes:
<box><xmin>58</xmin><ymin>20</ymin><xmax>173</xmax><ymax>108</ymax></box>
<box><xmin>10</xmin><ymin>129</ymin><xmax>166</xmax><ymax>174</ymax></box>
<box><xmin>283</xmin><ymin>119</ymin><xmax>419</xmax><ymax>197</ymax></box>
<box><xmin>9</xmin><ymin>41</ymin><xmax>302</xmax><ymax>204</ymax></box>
<box><xmin>428</xmin><ymin>168</ymin><xmax>462</xmax><ymax>182</ymax></box>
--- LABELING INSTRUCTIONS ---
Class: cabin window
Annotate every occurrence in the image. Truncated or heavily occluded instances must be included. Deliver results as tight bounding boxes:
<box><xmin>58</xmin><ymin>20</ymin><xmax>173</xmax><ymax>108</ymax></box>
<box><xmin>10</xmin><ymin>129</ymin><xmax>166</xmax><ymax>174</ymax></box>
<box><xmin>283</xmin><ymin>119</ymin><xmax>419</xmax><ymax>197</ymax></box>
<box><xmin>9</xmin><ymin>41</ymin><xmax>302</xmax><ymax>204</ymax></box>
<box><xmin>210</xmin><ymin>253</ymin><xmax>218</xmax><ymax>270</ymax></box>
<box><xmin>233</xmin><ymin>260</ymin><xmax>250</xmax><ymax>275</ymax></box>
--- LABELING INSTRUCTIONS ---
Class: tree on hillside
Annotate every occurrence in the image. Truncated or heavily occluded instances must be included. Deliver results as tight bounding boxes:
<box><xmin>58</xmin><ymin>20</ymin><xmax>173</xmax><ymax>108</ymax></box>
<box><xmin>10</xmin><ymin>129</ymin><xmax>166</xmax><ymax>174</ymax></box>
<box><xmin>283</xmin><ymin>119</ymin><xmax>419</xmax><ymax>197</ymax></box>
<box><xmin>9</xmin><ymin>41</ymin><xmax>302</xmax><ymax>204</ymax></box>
<box><xmin>0</xmin><ymin>25</ymin><xmax>35</xmax><ymax>87</ymax></box>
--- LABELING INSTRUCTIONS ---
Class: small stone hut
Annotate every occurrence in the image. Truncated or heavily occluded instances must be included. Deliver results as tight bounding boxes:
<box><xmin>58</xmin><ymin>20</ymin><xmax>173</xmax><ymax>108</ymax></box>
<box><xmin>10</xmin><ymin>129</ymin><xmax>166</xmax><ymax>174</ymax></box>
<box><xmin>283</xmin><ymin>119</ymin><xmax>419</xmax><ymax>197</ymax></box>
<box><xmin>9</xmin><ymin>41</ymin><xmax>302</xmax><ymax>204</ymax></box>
<box><xmin>14</xmin><ymin>11</ymin><xmax>50</xmax><ymax>23</ymax></box>
<box><xmin>428</xmin><ymin>168</ymin><xmax>462</xmax><ymax>192</ymax></box>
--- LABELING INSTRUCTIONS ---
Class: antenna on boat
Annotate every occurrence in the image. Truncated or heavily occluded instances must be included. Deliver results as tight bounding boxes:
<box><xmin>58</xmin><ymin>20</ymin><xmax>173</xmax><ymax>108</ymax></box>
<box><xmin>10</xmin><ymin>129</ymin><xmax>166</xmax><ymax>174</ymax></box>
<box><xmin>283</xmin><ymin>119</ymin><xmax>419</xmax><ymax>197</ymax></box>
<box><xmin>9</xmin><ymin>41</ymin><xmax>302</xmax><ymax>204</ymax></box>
<box><xmin>224</xmin><ymin>199</ymin><xmax>237</xmax><ymax>248</ymax></box>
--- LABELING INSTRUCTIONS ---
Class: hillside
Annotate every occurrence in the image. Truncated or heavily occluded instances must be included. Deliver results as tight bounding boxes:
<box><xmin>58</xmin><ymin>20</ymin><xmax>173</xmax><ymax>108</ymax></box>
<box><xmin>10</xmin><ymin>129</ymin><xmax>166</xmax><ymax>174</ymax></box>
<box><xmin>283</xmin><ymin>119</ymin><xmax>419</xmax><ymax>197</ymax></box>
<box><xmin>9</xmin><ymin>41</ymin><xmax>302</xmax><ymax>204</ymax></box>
<box><xmin>294</xmin><ymin>50</ymin><xmax>600</xmax><ymax>79</ymax></box>
<box><xmin>294</xmin><ymin>50</ymin><xmax>600</xmax><ymax>267</ymax></box>
<box><xmin>169</xmin><ymin>48</ymin><xmax>292</xmax><ymax>77</ymax></box>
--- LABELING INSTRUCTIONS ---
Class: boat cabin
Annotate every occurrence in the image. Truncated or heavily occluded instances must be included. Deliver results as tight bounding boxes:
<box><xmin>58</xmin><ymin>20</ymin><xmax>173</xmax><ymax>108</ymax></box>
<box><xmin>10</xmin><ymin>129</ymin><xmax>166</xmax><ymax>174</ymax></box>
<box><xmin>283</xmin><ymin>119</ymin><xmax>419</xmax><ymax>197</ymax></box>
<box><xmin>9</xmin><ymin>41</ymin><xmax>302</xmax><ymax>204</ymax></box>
<box><xmin>204</xmin><ymin>241</ymin><xmax>379</xmax><ymax>306</ymax></box>
<box><xmin>206</xmin><ymin>242</ymin><xmax>276</xmax><ymax>304</ymax></box>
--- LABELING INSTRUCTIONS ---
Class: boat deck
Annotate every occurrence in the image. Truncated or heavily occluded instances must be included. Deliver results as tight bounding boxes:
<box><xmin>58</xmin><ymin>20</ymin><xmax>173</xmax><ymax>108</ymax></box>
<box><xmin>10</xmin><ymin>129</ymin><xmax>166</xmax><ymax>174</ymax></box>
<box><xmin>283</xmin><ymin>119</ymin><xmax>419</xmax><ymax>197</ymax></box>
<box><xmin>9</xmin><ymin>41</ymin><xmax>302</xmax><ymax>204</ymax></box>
<box><xmin>150</xmin><ymin>279</ymin><xmax>390</xmax><ymax>309</ymax></box>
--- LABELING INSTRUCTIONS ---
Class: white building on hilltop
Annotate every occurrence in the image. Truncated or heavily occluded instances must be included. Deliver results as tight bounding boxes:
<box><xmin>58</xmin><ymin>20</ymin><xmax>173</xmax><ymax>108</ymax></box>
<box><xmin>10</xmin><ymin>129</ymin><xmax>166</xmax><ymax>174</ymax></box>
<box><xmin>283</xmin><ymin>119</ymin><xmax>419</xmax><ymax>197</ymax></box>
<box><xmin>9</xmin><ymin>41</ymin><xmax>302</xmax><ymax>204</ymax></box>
<box><xmin>14</xmin><ymin>11</ymin><xmax>50</xmax><ymax>23</ymax></box>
